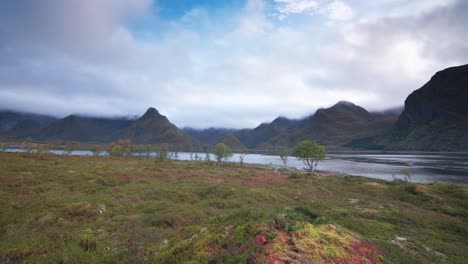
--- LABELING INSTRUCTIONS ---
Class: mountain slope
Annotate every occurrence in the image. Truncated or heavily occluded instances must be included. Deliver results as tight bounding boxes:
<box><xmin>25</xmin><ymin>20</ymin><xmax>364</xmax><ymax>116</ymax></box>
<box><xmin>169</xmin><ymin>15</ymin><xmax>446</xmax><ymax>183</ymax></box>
<box><xmin>118</xmin><ymin>108</ymin><xmax>194</xmax><ymax>146</ymax></box>
<box><xmin>0</xmin><ymin>110</ymin><xmax>57</xmax><ymax>139</ymax></box>
<box><xmin>234</xmin><ymin>117</ymin><xmax>307</xmax><ymax>149</ymax></box>
<box><xmin>284</xmin><ymin>101</ymin><xmax>397</xmax><ymax>148</ymax></box>
<box><xmin>183</xmin><ymin>127</ymin><xmax>238</xmax><ymax>145</ymax></box>
<box><xmin>36</xmin><ymin>115</ymin><xmax>134</xmax><ymax>142</ymax></box>
<box><xmin>220</xmin><ymin>134</ymin><xmax>246</xmax><ymax>150</ymax></box>
<box><xmin>387</xmin><ymin>64</ymin><xmax>468</xmax><ymax>150</ymax></box>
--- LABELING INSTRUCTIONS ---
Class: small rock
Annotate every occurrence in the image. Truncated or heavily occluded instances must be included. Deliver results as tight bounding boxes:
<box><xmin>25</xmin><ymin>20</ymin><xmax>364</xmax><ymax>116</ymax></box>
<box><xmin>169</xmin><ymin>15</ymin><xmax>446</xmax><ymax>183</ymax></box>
<box><xmin>395</xmin><ymin>236</ymin><xmax>407</xmax><ymax>241</ymax></box>
<box><xmin>98</xmin><ymin>204</ymin><xmax>106</xmax><ymax>214</ymax></box>
<box><xmin>160</xmin><ymin>239</ymin><xmax>169</xmax><ymax>249</ymax></box>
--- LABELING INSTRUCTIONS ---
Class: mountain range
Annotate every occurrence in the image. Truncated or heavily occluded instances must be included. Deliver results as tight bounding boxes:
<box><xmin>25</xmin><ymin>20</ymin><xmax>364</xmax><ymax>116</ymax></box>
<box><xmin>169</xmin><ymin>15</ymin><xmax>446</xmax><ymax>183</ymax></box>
<box><xmin>1</xmin><ymin>64</ymin><xmax>467</xmax><ymax>151</ymax></box>
<box><xmin>0</xmin><ymin>108</ymin><xmax>194</xmax><ymax>147</ymax></box>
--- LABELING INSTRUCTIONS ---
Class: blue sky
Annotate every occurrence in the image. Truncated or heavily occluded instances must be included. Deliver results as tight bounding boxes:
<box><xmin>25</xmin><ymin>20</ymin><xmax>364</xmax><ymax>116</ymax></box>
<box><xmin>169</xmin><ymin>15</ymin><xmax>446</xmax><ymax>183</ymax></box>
<box><xmin>0</xmin><ymin>0</ymin><xmax>467</xmax><ymax>128</ymax></box>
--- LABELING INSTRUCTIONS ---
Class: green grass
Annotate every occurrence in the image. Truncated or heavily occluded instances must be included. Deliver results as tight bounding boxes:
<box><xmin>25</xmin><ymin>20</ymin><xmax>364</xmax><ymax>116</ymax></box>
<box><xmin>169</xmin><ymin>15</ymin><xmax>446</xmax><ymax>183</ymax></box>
<box><xmin>0</xmin><ymin>153</ymin><xmax>466</xmax><ymax>263</ymax></box>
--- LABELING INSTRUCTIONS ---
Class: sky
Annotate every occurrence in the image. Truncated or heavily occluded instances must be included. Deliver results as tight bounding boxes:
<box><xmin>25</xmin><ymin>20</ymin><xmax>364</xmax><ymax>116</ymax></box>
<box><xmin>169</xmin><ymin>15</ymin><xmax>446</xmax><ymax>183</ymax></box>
<box><xmin>0</xmin><ymin>0</ymin><xmax>467</xmax><ymax>128</ymax></box>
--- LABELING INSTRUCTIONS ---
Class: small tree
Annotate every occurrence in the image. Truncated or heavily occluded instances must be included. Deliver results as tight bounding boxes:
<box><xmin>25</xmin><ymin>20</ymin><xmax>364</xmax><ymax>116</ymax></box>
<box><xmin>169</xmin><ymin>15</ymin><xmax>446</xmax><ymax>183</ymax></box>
<box><xmin>90</xmin><ymin>146</ymin><xmax>100</xmax><ymax>157</ymax></box>
<box><xmin>239</xmin><ymin>149</ymin><xmax>248</xmax><ymax>166</ymax></box>
<box><xmin>279</xmin><ymin>151</ymin><xmax>288</xmax><ymax>169</ymax></box>
<box><xmin>63</xmin><ymin>142</ymin><xmax>79</xmax><ymax>156</ymax></box>
<box><xmin>0</xmin><ymin>142</ymin><xmax>7</xmax><ymax>152</ymax></box>
<box><xmin>23</xmin><ymin>137</ymin><xmax>33</xmax><ymax>153</ymax></box>
<box><xmin>214</xmin><ymin>143</ymin><xmax>232</xmax><ymax>165</ymax></box>
<box><xmin>401</xmin><ymin>168</ymin><xmax>412</xmax><ymax>183</ymax></box>
<box><xmin>36</xmin><ymin>143</ymin><xmax>50</xmax><ymax>155</ymax></box>
<box><xmin>155</xmin><ymin>143</ymin><xmax>169</xmax><ymax>162</ymax></box>
<box><xmin>204</xmin><ymin>150</ymin><xmax>211</xmax><ymax>162</ymax></box>
<box><xmin>291</xmin><ymin>140</ymin><xmax>326</xmax><ymax>172</ymax></box>
<box><xmin>133</xmin><ymin>145</ymin><xmax>145</xmax><ymax>157</ymax></box>
<box><xmin>107</xmin><ymin>139</ymin><xmax>133</xmax><ymax>157</ymax></box>
<box><xmin>144</xmin><ymin>144</ymin><xmax>152</xmax><ymax>158</ymax></box>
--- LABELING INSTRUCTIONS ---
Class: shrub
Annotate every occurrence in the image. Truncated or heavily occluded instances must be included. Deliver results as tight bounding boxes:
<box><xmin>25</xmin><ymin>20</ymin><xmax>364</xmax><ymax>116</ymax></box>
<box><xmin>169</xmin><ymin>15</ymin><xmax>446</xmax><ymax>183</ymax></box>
<box><xmin>63</xmin><ymin>142</ymin><xmax>79</xmax><ymax>155</ymax></box>
<box><xmin>107</xmin><ymin>139</ymin><xmax>133</xmax><ymax>157</ymax></box>
<box><xmin>214</xmin><ymin>143</ymin><xmax>233</xmax><ymax>165</ymax></box>
<box><xmin>155</xmin><ymin>143</ymin><xmax>169</xmax><ymax>162</ymax></box>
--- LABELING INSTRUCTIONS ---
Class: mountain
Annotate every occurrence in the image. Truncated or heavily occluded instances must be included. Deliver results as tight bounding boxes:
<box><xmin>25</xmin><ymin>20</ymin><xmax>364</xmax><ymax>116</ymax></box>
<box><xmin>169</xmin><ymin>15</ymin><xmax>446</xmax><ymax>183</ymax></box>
<box><xmin>385</xmin><ymin>64</ymin><xmax>468</xmax><ymax>150</ymax></box>
<box><xmin>234</xmin><ymin>116</ymin><xmax>307</xmax><ymax>149</ymax></box>
<box><xmin>182</xmin><ymin>102</ymin><xmax>397</xmax><ymax>150</ymax></box>
<box><xmin>36</xmin><ymin>115</ymin><xmax>134</xmax><ymax>142</ymax></box>
<box><xmin>0</xmin><ymin>110</ymin><xmax>57</xmax><ymax>139</ymax></box>
<box><xmin>183</xmin><ymin>127</ymin><xmax>238</xmax><ymax>145</ymax></box>
<box><xmin>283</xmin><ymin>101</ymin><xmax>396</xmax><ymax>148</ymax></box>
<box><xmin>220</xmin><ymin>134</ymin><xmax>246</xmax><ymax>150</ymax></box>
<box><xmin>1</xmin><ymin>107</ymin><xmax>196</xmax><ymax>146</ymax></box>
<box><xmin>118</xmin><ymin>108</ymin><xmax>194</xmax><ymax>146</ymax></box>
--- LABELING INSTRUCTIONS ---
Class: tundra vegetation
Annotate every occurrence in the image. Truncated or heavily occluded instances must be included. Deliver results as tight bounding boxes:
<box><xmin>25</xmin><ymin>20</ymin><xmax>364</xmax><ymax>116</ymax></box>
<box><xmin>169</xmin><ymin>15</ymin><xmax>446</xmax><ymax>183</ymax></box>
<box><xmin>0</xmin><ymin>152</ymin><xmax>466</xmax><ymax>263</ymax></box>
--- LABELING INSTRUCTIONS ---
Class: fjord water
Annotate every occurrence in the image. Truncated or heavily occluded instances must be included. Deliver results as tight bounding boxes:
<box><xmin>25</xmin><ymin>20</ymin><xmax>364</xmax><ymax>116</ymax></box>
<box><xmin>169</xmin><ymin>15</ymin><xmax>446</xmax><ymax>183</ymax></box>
<box><xmin>153</xmin><ymin>151</ymin><xmax>468</xmax><ymax>184</ymax></box>
<box><xmin>5</xmin><ymin>149</ymin><xmax>468</xmax><ymax>184</ymax></box>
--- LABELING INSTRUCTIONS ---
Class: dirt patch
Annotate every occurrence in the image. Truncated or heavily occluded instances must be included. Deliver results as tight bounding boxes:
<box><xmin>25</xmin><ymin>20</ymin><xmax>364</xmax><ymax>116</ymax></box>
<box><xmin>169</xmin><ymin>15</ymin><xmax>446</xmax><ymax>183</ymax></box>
<box><xmin>118</xmin><ymin>196</ymin><xmax>142</xmax><ymax>203</ymax></box>
<box><xmin>364</xmin><ymin>182</ymin><xmax>388</xmax><ymax>188</ymax></box>
<box><xmin>66</xmin><ymin>202</ymin><xmax>98</xmax><ymax>222</ymax></box>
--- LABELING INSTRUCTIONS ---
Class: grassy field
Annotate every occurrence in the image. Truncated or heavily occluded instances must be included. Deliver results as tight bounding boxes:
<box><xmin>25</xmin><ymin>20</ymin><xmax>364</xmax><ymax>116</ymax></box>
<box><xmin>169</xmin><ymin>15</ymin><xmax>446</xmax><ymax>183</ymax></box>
<box><xmin>0</xmin><ymin>153</ymin><xmax>466</xmax><ymax>263</ymax></box>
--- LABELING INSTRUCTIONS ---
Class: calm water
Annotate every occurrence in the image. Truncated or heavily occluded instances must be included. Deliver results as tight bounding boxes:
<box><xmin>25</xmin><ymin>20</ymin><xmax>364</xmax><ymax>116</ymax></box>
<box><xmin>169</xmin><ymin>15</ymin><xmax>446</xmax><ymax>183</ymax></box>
<box><xmin>5</xmin><ymin>149</ymin><xmax>468</xmax><ymax>184</ymax></box>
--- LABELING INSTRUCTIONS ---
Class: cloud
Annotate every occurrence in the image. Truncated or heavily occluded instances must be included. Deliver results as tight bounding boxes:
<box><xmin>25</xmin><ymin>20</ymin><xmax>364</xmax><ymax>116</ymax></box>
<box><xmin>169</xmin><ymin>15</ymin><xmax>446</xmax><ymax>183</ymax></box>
<box><xmin>0</xmin><ymin>0</ymin><xmax>152</xmax><ymax>63</ymax></box>
<box><xmin>274</xmin><ymin>0</ymin><xmax>319</xmax><ymax>19</ymax></box>
<box><xmin>0</xmin><ymin>0</ymin><xmax>467</xmax><ymax>128</ymax></box>
<box><xmin>320</xmin><ymin>1</ymin><xmax>354</xmax><ymax>20</ymax></box>
<box><xmin>273</xmin><ymin>0</ymin><xmax>354</xmax><ymax>21</ymax></box>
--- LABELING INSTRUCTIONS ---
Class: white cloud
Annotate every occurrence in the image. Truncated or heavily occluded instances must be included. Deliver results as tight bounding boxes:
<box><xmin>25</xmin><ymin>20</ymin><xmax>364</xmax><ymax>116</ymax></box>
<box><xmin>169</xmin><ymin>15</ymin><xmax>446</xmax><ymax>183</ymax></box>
<box><xmin>320</xmin><ymin>1</ymin><xmax>354</xmax><ymax>21</ymax></box>
<box><xmin>274</xmin><ymin>0</ymin><xmax>319</xmax><ymax>19</ymax></box>
<box><xmin>273</xmin><ymin>0</ymin><xmax>354</xmax><ymax>21</ymax></box>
